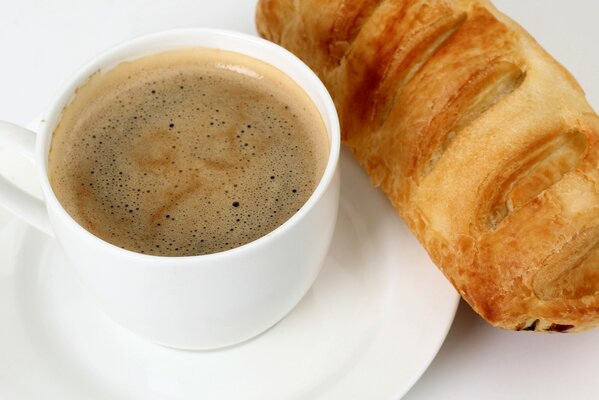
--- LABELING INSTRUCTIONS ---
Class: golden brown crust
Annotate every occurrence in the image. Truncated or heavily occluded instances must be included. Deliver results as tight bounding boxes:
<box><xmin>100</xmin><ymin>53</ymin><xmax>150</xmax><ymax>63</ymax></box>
<box><xmin>257</xmin><ymin>0</ymin><xmax>599</xmax><ymax>332</ymax></box>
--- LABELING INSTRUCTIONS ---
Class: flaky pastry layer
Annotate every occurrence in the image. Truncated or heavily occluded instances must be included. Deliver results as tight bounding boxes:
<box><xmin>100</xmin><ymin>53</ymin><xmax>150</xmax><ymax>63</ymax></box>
<box><xmin>257</xmin><ymin>0</ymin><xmax>599</xmax><ymax>332</ymax></box>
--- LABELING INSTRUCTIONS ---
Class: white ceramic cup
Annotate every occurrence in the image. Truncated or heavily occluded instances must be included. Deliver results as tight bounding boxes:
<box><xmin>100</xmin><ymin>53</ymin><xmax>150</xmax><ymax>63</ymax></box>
<box><xmin>0</xmin><ymin>29</ymin><xmax>340</xmax><ymax>350</ymax></box>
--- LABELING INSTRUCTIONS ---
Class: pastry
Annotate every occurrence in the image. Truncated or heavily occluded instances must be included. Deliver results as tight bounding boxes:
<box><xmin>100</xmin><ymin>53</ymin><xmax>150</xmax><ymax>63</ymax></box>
<box><xmin>256</xmin><ymin>0</ymin><xmax>599</xmax><ymax>332</ymax></box>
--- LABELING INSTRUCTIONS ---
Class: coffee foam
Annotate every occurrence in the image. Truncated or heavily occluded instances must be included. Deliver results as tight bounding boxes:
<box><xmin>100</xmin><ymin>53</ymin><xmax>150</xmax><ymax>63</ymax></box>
<box><xmin>48</xmin><ymin>48</ymin><xmax>329</xmax><ymax>256</ymax></box>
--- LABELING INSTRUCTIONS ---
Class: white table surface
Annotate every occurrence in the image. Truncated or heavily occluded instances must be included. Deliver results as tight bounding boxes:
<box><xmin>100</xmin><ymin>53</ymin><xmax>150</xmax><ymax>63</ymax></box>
<box><xmin>1</xmin><ymin>1</ymin><xmax>598</xmax><ymax>399</ymax></box>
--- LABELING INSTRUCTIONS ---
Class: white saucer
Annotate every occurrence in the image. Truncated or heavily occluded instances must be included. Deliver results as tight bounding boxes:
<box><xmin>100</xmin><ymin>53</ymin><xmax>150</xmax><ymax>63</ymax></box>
<box><xmin>0</xmin><ymin>120</ymin><xmax>458</xmax><ymax>399</ymax></box>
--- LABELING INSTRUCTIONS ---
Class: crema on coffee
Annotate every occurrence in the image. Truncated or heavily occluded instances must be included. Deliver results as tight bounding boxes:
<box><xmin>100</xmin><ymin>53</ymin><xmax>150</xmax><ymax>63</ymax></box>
<box><xmin>48</xmin><ymin>48</ymin><xmax>329</xmax><ymax>256</ymax></box>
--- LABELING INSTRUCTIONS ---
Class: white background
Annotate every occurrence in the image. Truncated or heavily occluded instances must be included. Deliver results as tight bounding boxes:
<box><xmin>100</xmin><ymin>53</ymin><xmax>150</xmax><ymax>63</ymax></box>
<box><xmin>1</xmin><ymin>1</ymin><xmax>598</xmax><ymax>399</ymax></box>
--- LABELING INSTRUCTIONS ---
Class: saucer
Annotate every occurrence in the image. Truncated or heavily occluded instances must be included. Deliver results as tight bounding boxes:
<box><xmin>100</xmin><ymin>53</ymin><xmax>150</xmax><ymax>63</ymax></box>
<box><xmin>0</xmin><ymin>120</ymin><xmax>458</xmax><ymax>399</ymax></box>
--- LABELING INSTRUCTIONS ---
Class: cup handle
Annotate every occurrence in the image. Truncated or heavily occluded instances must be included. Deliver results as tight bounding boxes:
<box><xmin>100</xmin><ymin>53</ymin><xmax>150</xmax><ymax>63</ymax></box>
<box><xmin>0</xmin><ymin>121</ymin><xmax>53</xmax><ymax>236</ymax></box>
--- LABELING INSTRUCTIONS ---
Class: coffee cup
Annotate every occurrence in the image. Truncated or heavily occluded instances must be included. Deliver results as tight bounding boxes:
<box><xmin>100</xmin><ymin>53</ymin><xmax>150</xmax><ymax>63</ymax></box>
<box><xmin>0</xmin><ymin>29</ymin><xmax>340</xmax><ymax>350</ymax></box>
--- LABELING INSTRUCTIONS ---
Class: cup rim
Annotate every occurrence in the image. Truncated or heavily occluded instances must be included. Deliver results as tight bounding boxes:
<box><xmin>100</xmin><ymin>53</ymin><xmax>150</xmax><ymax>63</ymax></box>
<box><xmin>35</xmin><ymin>28</ymin><xmax>341</xmax><ymax>263</ymax></box>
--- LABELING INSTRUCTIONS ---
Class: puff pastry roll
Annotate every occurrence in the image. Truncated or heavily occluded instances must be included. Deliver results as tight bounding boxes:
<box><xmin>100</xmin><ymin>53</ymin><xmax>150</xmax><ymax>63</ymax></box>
<box><xmin>257</xmin><ymin>0</ymin><xmax>599</xmax><ymax>332</ymax></box>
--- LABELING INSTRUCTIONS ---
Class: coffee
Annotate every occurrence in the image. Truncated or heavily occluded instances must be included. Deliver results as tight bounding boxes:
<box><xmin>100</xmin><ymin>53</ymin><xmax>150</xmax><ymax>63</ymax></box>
<box><xmin>48</xmin><ymin>48</ymin><xmax>329</xmax><ymax>256</ymax></box>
